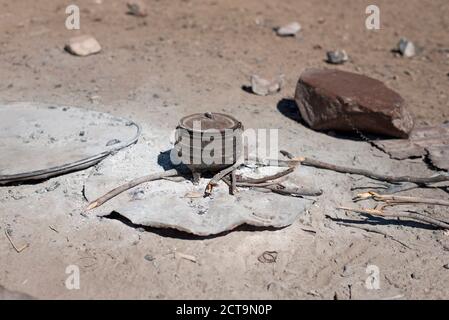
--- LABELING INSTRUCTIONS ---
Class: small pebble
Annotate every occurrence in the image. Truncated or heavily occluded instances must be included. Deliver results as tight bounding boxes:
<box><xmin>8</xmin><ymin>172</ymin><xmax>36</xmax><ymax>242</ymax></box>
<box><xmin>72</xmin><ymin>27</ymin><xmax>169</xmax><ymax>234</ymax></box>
<box><xmin>326</xmin><ymin>50</ymin><xmax>349</xmax><ymax>64</ymax></box>
<box><xmin>144</xmin><ymin>254</ymin><xmax>155</xmax><ymax>262</ymax></box>
<box><xmin>443</xmin><ymin>264</ymin><xmax>449</xmax><ymax>270</ymax></box>
<box><xmin>127</xmin><ymin>0</ymin><xmax>148</xmax><ymax>17</ymax></box>
<box><xmin>250</xmin><ymin>74</ymin><xmax>284</xmax><ymax>96</ymax></box>
<box><xmin>275</xmin><ymin>22</ymin><xmax>301</xmax><ymax>37</ymax></box>
<box><xmin>397</xmin><ymin>38</ymin><xmax>415</xmax><ymax>58</ymax></box>
<box><xmin>65</xmin><ymin>35</ymin><xmax>101</xmax><ymax>57</ymax></box>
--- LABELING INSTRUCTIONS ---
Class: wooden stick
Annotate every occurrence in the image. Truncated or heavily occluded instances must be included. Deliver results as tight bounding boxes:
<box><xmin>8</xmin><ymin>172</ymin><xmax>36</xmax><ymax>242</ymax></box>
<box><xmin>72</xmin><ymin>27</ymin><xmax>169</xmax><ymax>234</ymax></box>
<box><xmin>4</xmin><ymin>229</ymin><xmax>29</xmax><ymax>253</ymax></box>
<box><xmin>337</xmin><ymin>222</ymin><xmax>411</xmax><ymax>249</ymax></box>
<box><xmin>230</xmin><ymin>170</ymin><xmax>237</xmax><ymax>195</ymax></box>
<box><xmin>265</xmin><ymin>185</ymin><xmax>322</xmax><ymax>197</ymax></box>
<box><xmin>237</xmin><ymin>167</ymin><xmax>294</xmax><ymax>184</ymax></box>
<box><xmin>235</xmin><ymin>176</ymin><xmax>288</xmax><ymax>187</ymax></box>
<box><xmin>205</xmin><ymin>156</ymin><xmax>244</xmax><ymax>196</ymax></box>
<box><xmin>245</xmin><ymin>156</ymin><xmax>300</xmax><ymax>168</ymax></box>
<box><xmin>355</xmin><ymin>192</ymin><xmax>449</xmax><ymax>207</ymax></box>
<box><xmin>86</xmin><ymin>169</ymin><xmax>179</xmax><ymax>210</ymax></box>
<box><xmin>280</xmin><ymin>150</ymin><xmax>449</xmax><ymax>184</ymax></box>
<box><xmin>338</xmin><ymin>206</ymin><xmax>449</xmax><ymax>229</ymax></box>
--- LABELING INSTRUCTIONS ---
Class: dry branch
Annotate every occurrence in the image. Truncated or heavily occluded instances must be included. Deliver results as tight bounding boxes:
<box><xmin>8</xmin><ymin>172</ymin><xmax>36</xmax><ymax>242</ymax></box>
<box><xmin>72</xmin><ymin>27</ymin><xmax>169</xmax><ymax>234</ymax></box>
<box><xmin>204</xmin><ymin>156</ymin><xmax>244</xmax><ymax>196</ymax></box>
<box><xmin>237</xmin><ymin>167</ymin><xmax>295</xmax><ymax>184</ymax></box>
<box><xmin>338</xmin><ymin>206</ymin><xmax>449</xmax><ymax>229</ymax></box>
<box><xmin>231</xmin><ymin>170</ymin><xmax>237</xmax><ymax>195</ymax></box>
<box><xmin>354</xmin><ymin>192</ymin><xmax>449</xmax><ymax>207</ymax></box>
<box><xmin>280</xmin><ymin>150</ymin><xmax>449</xmax><ymax>185</ymax></box>
<box><xmin>86</xmin><ymin>168</ymin><xmax>179</xmax><ymax>210</ymax></box>
<box><xmin>4</xmin><ymin>229</ymin><xmax>29</xmax><ymax>253</ymax></box>
<box><xmin>337</xmin><ymin>222</ymin><xmax>411</xmax><ymax>249</ymax></box>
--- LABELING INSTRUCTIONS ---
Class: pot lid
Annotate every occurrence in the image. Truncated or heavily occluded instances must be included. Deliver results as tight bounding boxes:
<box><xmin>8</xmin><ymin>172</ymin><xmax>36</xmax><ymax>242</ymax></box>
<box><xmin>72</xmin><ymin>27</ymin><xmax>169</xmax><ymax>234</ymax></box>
<box><xmin>178</xmin><ymin>112</ymin><xmax>241</xmax><ymax>131</ymax></box>
<box><xmin>0</xmin><ymin>102</ymin><xmax>140</xmax><ymax>185</ymax></box>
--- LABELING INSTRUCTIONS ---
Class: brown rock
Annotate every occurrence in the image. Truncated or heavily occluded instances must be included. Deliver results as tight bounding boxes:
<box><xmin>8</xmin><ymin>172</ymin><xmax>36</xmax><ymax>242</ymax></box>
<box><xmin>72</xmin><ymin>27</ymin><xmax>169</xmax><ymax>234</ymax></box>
<box><xmin>294</xmin><ymin>69</ymin><xmax>414</xmax><ymax>138</ymax></box>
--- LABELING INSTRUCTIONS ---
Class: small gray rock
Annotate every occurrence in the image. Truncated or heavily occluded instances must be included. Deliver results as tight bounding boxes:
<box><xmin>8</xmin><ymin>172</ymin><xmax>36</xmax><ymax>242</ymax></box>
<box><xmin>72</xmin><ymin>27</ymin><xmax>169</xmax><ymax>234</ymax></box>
<box><xmin>144</xmin><ymin>254</ymin><xmax>155</xmax><ymax>262</ymax></box>
<box><xmin>127</xmin><ymin>0</ymin><xmax>148</xmax><ymax>17</ymax></box>
<box><xmin>397</xmin><ymin>38</ymin><xmax>415</xmax><ymax>58</ymax></box>
<box><xmin>326</xmin><ymin>50</ymin><xmax>349</xmax><ymax>64</ymax></box>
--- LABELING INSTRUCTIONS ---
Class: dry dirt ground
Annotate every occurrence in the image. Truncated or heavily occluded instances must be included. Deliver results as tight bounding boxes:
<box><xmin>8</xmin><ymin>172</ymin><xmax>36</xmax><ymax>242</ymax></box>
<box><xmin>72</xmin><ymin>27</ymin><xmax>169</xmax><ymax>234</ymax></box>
<box><xmin>1</xmin><ymin>0</ymin><xmax>449</xmax><ymax>299</ymax></box>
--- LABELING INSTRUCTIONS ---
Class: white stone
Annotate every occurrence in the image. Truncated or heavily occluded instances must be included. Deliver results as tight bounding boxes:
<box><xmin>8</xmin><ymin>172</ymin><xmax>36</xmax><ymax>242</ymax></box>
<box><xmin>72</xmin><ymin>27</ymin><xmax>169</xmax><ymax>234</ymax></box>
<box><xmin>65</xmin><ymin>35</ymin><xmax>101</xmax><ymax>57</ymax></box>
<box><xmin>250</xmin><ymin>75</ymin><xmax>284</xmax><ymax>96</ymax></box>
<box><xmin>398</xmin><ymin>38</ymin><xmax>416</xmax><ymax>58</ymax></box>
<box><xmin>276</xmin><ymin>22</ymin><xmax>301</xmax><ymax>36</ymax></box>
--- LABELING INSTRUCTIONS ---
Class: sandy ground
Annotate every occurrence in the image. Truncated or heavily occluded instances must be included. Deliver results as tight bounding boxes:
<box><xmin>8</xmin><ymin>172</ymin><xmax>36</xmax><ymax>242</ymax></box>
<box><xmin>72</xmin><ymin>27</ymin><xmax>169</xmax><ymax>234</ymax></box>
<box><xmin>1</xmin><ymin>0</ymin><xmax>449</xmax><ymax>299</ymax></box>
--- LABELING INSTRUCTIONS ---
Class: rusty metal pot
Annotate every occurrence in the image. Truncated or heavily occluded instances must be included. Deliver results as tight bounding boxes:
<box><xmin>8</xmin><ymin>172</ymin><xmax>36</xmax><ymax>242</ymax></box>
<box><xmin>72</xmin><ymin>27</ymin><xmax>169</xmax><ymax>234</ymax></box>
<box><xmin>174</xmin><ymin>112</ymin><xmax>243</xmax><ymax>175</ymax></box>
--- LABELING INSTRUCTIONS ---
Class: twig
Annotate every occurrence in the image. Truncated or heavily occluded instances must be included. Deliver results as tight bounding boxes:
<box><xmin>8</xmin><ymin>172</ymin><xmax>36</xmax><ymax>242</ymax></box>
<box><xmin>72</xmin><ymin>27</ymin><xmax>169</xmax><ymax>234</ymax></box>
<box><xmin>337</xmin><ymin>222</ymin><xmax>411</xmax><ymax>249</ymax></box>
<box><xmin>280</xmin><ymin>150</ymin><xmax>449</xmax><ymax>184</ymax></box>
<box><xmin>4</xmin><ymin>229</ymin><xmax>29</xmax><ymax>253</ymax></box>
<box><xmin>205</xmin><ymin>156</ymin><xmax>244</xmax><ymax>196</ymax></box>
<box><xmin>338</xmin><ymin>206</ymin><xmax>449</xmax><ymax>229</ymax></box>
<box><xmin>235</xmin><ymin>176</ymin><xmax>288</xmax><ymax>187</ymax></box>
<box><xmin>222</xmin><ymin>176</ymin><xmax>321</xmax><ymax>197</ymax></box>
<box><xmin>175</xmin><ymin>252</ymin><xmax>197</xmax><ymax>263</ymax></box>
<box><xmin>245</xmin><ymin>155</ymin><xmax>300</xmax><ymax>168</ymax></box>
<box><xmin>264</xmin><ymin>184</ymin><xmax>322</xmax><ymax>197</ymax></box>
<box><xmin>354</xmin><ymin>192</ymin><xmax>449</xmax><ymax>207</ymax></box>
<box><xmin>238</xmin><ymin>167</ymin><xmax>295</xmax><ymax>184</ymax></box>
<box><xmin>378</xmin><ymin>183</ymin><xmax>419</xmax><ymax>195</ymax></box>
<box><xmin>230</xmin><ymin>170</ymin><xmax>237</xmax><ymax>195</ymax></box>
<box><xmin>86</xmin><ymin>168</ymin><xmax>179</xmax><ymax>210</ymax></box>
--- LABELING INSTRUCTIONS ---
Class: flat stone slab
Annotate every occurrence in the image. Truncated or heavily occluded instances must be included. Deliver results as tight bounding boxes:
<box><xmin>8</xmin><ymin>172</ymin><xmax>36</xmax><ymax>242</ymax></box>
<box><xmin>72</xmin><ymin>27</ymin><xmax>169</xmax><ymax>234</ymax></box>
<box><xmin>373</xmin><ymin>123</ymin><xmax>449</xmax><ymax>170</ymax></box>
<box><xmin>84</xmin><ymin>144</ymin><xmax>316</xmax><ymax>236</ymax></box>
<box><xmin>294</xmin><ymin>68</ymin><xmax>414</xmax><ymax>138</ymax></box>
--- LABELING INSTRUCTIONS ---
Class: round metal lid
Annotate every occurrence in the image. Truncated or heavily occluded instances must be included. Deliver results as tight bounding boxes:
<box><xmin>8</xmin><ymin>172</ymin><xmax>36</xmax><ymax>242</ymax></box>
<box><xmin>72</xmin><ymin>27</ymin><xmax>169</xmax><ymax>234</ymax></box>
<box><xmin>178</xmin><ymin>112</ymin><xmax>241</xmax><ymax>132</ymax></box>
<box><xmin>0</xmin><ymin>102</ymin><xmax>141</xmax><ymax>185</ymax></box>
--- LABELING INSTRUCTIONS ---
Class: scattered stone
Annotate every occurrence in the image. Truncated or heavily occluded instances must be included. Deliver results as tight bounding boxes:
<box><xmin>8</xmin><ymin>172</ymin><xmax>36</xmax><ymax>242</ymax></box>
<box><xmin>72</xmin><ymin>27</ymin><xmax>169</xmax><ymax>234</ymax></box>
<box><xmin>89</xmin><ymin>95</ymin><xmax>101</xmax><ymax>103</ymax></box>
<box><xmin>294</xmin><ymin>68</ymin><xmax>414</xmax><ymax>138</ymax></box>
<box><xmin>275</xmin><ymin>22</ymin><xmax>301</xmax><ymax>37</ymax></box>
<box><xmin>130</xmin><ymin>188</ymin><xmax>145</xmax><ymax>201</ymax></box>
<box><xmin>443</xmin><ymin>264</ymin><xmax>449</xmax><ymax>270</ymax></box>
<box><xmin>127</xmin><ymin>0</ymin><xmax>148</xmax><ymax>17</ymax></box>
<box><xmin>144</xmin><ymin>254</ymin><xmax>155</xmax><ymax>262</ymax></box>
<box><xmin>65</xmin><ymin>35</ymin><xmax>101</xmax><ymax>57</ymax></box>
<box><xmin>397</xmin><ymin>38</ymin><xmax>416</xmax><ymax>58</ymax></box>
<box><xmin>250</xmin><ymin>74</ymin><xmax>285</xmax><ymax>96</ymax></box>
<box><xmin>326</xmin><ymin>50</ymin><xmax>349</xmax><ymax>64</ymax></box>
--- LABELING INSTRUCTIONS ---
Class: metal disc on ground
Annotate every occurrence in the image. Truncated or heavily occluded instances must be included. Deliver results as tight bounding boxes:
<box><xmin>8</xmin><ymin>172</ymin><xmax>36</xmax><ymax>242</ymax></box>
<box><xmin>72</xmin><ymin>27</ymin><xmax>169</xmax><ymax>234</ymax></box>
<box><xmin>0</xmin><ymin>102</ymin><xmax>140</xmax><ymax>185</ymax></box>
